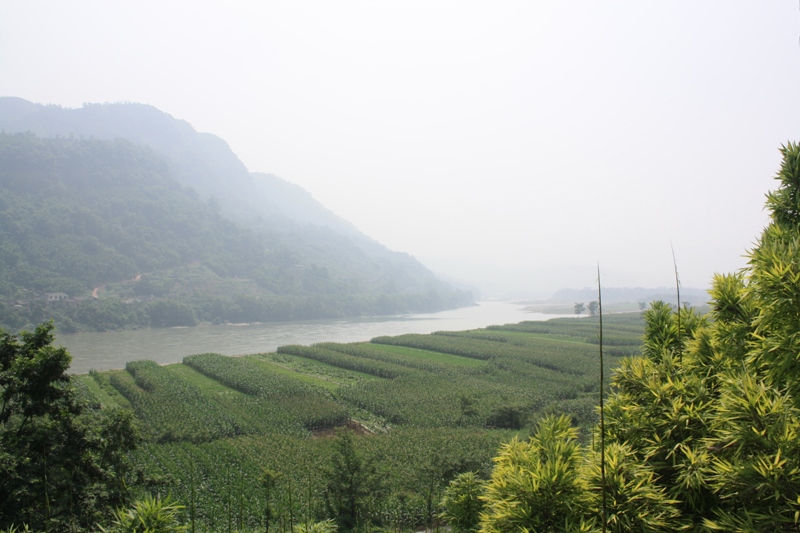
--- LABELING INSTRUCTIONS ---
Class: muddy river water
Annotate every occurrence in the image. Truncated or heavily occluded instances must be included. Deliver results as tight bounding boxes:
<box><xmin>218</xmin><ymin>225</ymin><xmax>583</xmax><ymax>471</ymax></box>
<box><xmin>57</xmin><ymin>300</ymin><xmax>570</xmax><ymax>374</ymax></box>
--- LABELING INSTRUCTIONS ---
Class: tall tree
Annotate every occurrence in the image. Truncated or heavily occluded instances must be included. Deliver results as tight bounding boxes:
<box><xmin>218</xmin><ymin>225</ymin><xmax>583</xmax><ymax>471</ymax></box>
<box><xmin>603</xmin><ymin>142</ymin><xmax>800</xmax><ymax>530</ymax></box>
<box><xmin>323</xmin><ymin>430</ymin><xmax>378</xmax><ymax>532</ymax></box>
<box><xmin>439</xmin><ymin>472</ymin><xmax>485</xmax><ymax>533</ymax></box>
<box><xmin>479</xmin><ymin>143</ymin><xmax>800</xmax><ymax>532</ymax></box>
<box><xmin>0</xmin><ymin>322</ymin><xmax>139</xmax><ymax>531</ymax></box>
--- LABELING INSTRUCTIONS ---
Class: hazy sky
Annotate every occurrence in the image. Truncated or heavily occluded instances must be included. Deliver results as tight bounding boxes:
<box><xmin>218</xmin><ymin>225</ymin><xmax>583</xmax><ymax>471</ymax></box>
<box><xmin>1</xmin><ymin>2</ymin><xmax>799</xmax><ymax>294</ymax></box>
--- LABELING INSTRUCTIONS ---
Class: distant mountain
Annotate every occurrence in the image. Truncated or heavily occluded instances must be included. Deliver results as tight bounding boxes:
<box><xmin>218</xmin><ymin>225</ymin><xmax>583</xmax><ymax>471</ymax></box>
<box><xmin>0</xmin><ymin>97</ymin><xmax>360</xmax><ymax>236</ymax></box>
<box><xmin>547</xmin><ymin>286</ymin><xmax>710</xmax><ymax>306</ymax></box>
<box><xmin>0</xmin><ymin>98</ymin><xmax>472</xmax><ymax>332</ymax></box>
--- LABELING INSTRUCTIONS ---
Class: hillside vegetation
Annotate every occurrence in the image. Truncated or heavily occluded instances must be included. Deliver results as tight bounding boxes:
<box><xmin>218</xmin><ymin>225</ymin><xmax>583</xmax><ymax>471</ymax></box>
<box><xmin>0</xmin><ymin>98</ymin><xmax>472</xmax><ymax>332</ymax></box>
<box><xmin>0</xmin><ymin>131</ymin><xmax>470</xmax><ymax>332</ymax></box>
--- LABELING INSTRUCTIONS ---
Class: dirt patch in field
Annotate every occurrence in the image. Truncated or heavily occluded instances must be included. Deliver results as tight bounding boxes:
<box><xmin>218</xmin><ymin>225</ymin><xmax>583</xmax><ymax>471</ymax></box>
<box><xmin>312</xmin><ymin>420</ymin><xmax>372</xmax><ymax>438</ymax></box>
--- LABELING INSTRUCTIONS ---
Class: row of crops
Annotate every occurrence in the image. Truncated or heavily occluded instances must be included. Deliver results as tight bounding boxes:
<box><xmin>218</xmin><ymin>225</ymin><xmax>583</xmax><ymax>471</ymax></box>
<box><xmin>129</xmin><ymin>427</ymin><xmax>513</xmax><ymax>532</ymax></box>
<box><xmin>79</xmin><ymin>312</ymin><xmax>645</xmax><ymax>530</ymax></box>
<box><xmin>486</xmin><ymin>313</ymin><xmax>645</xmax><ymax>356</ymax></box>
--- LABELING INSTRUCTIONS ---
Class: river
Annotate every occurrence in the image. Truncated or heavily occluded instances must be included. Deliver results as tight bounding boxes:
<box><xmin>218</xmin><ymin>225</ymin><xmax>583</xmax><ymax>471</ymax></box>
<box><xmin>57</xmin><ymin>300</ymin><xmax>570</xmax><ymax>374</ymax></box>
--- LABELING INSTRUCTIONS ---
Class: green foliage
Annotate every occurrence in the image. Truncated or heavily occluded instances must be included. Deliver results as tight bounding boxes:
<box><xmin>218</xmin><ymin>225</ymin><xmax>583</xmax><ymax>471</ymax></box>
<box><xmin>0</xmin><ymin>132</ymin><xmax>474</xmax><ymax>332</ymax></box>
<box><xmin>260</xmin><ymin>468</ymin><xmax>283</xmax><ymax>533</ymax></box>
<box><xmin>0</xmin><ymin>322</ymin><xmax>139</xmax><ymax>532</ymax></box>
<box><xmin>584</xmin><ymin>442</ymin><xmax>682</xmax><ymax>533</ymax></box>
<box><xmin>478</xmin><ymin>416</ymin><xmax>682</xmax><ymax>533</ymax></box>
<box><xmin>278</xmin><ymin>345</ymin><xmax>411</xmax><ymax>379</ymax></box>
<box><xmin>148</xmin><ymin>300</ymin><xmax>197</xmax><ymax>328</ymax></box>
<box><xmin>293</xmin><ymin>519</ymin><xmax>338</xmax><ymax>533</ymax></box>
<box><xmin>599</xmin><ymin>142</ymin><xmax>800</xmax><ymax>531</ymax></box>
<box><xmin>324</xmin><ymin>430</ymin><xmax>380</xmax><ymax>532</ymax></box>
<box><xmin>0</xmin><ymin>322</ymin><xmax>74</xmax><ymax>425</ymax></box>
<box><xmin>473</xmin><ymin>143</ymin><xmax>800</xmax><ymax>532</ymax></box>
<box><xmin>83</xmin><ymin>315</ymin><xmax>640</xmax><ymax>531</ymax></box>
<box><xmin>480</xmin><ymin>415</ymin><xmax>589</xmax><ymax>533</ymax></box>
<box><xmin>487</xmin><ymin>314</ymin><xmax>645</xmax><ymax>357</ymax></box>
<box><xmin>112</xmin><ymin>360</ymin><xmax>245</xmax><ymax>443</ymax></box>
<box><xmin>99</xmin><ymin>495</ymin><xmax>187</xmax><ymax>533</ymax></box>
<box><xmin>0</xmin><ymin>526</ymin><xmax>38</xmax><ymax>533</ymax></box>
<box><xmin>183</xmin><ymin>353</ymin><xmax>349</xmax><ymax>432</ymax></box>
<box><xmin>439</xmin><ymin>472</ymin><xmax>486</xmax><ymax>533</ymax></box>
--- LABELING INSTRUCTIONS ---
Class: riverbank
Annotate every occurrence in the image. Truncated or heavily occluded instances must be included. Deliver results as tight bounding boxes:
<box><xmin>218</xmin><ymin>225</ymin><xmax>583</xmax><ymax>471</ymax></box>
<box><xmin>59</xmin><ymin>301</ymin><xmax>572</xmax><ymax>374</ymax></box>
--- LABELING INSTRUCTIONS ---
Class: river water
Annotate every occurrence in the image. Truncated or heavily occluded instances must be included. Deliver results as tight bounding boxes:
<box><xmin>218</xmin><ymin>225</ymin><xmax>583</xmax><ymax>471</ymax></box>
<box><xmin>57</xmin><ymin>301</ymin><xmax>569</xmax><ymax>374</ymax></box>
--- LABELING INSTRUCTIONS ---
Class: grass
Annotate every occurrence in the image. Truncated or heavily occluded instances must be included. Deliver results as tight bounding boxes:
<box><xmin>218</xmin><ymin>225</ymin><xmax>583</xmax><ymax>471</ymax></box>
<box><xmin>105</xmin><ymin>369</ymin><xmax>147</xmax><ymax>395</ymax></box>
<box><xmin>446</xmin><ymin>328</ymin><xmax>597</xmax><ymax>347</ymax></box>
<box><xmin>166</xmin><ymin>362</ymin><xmax>242</xmax><ymax>394</ymax></box>
<box><xmin>100</xmin><ymin>313</ymin><xmax>646</xmax><ymax>531</ymax></box>
<box><xmin>76</xmin><ymin>373</ymin><xmax>123</xmax><ymax>408</ymax></box>
<box><xmin>364</xmin><ymin>343</ymin><xmax>487</xmax><ymax>367</ymax></box>
<box><xmin>247</xmin><ymin>353</ymin><xmax>372</xmax><ymax>390</ymax></box>
<box><xmin>164</xmin><ymin>363</ymin><xmax>299</xmax><ymax>432</ymax></box>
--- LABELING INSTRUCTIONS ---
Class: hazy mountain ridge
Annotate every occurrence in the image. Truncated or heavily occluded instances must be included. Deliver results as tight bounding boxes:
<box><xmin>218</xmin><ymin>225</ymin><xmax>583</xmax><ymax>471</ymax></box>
<box><xmin>0</xmin><ymin>99</ymin><xmax>472</xmax><ymax>331</ymax></box>
<box><xmin>547</xmin><ymin>286</ymin><xmax>709</xmax><ymax>306</ymax></box>
<box><xmin>0</xmin><ymin>97</ymin><xmax>434</xmax><ymax>278</ymax></box>
<box><xmin>0</xmin><ymin>97</ymin><xmax>360</xmax><ymax>236</ymax></box>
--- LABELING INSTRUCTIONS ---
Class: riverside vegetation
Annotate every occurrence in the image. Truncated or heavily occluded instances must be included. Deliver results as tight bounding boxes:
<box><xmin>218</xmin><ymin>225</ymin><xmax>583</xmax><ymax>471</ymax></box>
<box><xmin>1</xmin><ymin>312</ymin><xmax>644</xmax><ymax>532</ymax></box>
<box><xmin>4</xmin><ymin>141</ymin><xmax>800</xmax><ymax>533</ymax></box>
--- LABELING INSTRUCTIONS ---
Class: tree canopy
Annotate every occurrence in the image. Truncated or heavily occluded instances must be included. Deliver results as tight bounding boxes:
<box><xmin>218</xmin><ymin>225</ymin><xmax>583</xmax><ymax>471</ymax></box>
<box><xmin>0</xmin><ymin>322</ymin><xmax>139</xmax><ymax>531</ymax></box>
<box><xmin>477</xmin><ymin>142</ymin><xmax>800</xmax><ymax>532</ymax></box>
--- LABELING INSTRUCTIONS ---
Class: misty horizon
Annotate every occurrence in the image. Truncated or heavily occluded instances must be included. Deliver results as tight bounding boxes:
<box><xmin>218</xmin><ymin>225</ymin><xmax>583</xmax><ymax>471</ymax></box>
<box><xmin>1</xmin><ymin>2</ymin><xmax>797</xmax><ymax>296</ymax></box>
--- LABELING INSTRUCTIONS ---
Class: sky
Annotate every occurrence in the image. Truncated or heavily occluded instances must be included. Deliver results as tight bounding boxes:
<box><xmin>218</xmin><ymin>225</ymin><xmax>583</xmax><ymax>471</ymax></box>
<box><xmin>1</xmin><ymin>1</ymin><xmax>799</xmax><ymax>297</ymax></box>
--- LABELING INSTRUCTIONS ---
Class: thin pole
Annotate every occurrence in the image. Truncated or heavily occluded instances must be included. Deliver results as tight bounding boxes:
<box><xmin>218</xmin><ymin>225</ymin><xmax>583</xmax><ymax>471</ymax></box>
<box><xmin>598</xmin><ymin>263</ymin><xmax>607</xmax><ymax>533</ymax></box>
<box><xmin>672</xmin><ymin>243</ymin><xmax>682</xmax><ymax>357</ymax></box>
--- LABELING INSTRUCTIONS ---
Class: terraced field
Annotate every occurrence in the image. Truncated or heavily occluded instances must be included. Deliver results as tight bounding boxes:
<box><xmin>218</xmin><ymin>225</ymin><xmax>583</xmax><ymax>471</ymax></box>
<box><xmin>76</xmin><ymin>312</ymin><xmax>644</xmax><ymax>530</ymax></box>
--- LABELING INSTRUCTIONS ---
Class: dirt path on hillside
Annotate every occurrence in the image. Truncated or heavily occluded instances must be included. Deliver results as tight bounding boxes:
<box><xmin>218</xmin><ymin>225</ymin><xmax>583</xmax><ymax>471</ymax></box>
<box><xmin>91</xmin><ymin>273</ymin><xmax>143</xmax><ymax>298</ymax></box>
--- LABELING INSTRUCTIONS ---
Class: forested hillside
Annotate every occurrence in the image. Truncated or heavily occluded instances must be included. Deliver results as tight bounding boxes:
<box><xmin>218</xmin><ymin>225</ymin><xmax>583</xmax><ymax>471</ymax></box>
<box><xmin>0</xmin><ymin>97</ymin><xmax>365</xmax><ymax>236</ymax></box>
<box><xmin>0</xmin><ymin>131</ymin><xmax>471</xmax><ymax>332</ymax></box>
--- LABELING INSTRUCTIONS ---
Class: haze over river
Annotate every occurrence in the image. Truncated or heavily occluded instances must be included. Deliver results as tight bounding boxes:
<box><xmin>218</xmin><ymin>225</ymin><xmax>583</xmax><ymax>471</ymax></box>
<box><xmin>58</xmin><ymin>300</ymin><xmax>570</xmax><ymax>374</ymax></box>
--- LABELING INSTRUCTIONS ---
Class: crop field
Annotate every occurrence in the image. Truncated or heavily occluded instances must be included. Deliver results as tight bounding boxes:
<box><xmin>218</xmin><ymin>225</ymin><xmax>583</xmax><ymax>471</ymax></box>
<box><xmin>82</xmin><ymin>312</ymin><xmax>644</xmax><ymax>530</ymax></box>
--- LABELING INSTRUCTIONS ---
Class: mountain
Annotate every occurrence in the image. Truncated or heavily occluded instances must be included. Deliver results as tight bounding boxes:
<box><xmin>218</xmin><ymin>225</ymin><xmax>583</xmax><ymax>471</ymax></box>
<box><xmin>547</xmin><ymin>286</ymin><xmax>709</xmax><ymax>306</ymax></box>
<box><xmin>0</xmin><ymin>97</ymin><xmax>359</xmax><ymax>235</ymax></box>
<box><xmin>0</xmin><ymin>98</ymin><xmax>472</xmax><ymax>332</ymax></box>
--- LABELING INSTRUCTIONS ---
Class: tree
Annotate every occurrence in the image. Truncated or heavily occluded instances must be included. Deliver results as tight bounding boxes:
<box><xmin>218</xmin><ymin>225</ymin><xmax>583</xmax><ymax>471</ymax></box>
<box><xmin>574</xmin><ymin>302</ymin><xmax>586</xmax><ymax>316</ymax></box>
<box><xmin>0</xmin><ymin>322</ymin><xmax>139</xmax><ymax>531</ymax></box>
<box><xmin>99</xmin><ymin>495</ymin><xmax>187</xmax><ymax>533</ymax></box>
<box><xmin>587</xmin><ymin>301</ymin><xmax>598</xmax><ymax>317</ymax></box>
<box><xmin>480</xmin><ymin>143</ymin><xmax>800</xmax><ymax>532</ymax></box>
<box><xmin>479</xmin><ymin>415</ymin><xmax>683</xmax><ymax>533</ymax></box>
<box><xmin>418</xmin><ymin>450</ymin><xmax>479</xmax><ymax>532</ymax></box>
<box><xmin>324</xmin><ymin>430</ymin><xmax>378</xmax><ymax>532</ymax></box>
<box><xmin>260</xmin><ymin>468</ymin><xmax>283</xmax><ymax>533</ymax></box>
<box><xmin>439</xmin><ymin>472</ymin><xmax>485</xmax><ymax>533</ymax></box>
<box><xmin>602</xmin><ymin>142</ymin><xmax>800</xmax><ymax>531</ymax></box>
<box><xmin>480</xmin><ymin>415</ymin><xmax>590</xmax><ymax>533</ymax></box>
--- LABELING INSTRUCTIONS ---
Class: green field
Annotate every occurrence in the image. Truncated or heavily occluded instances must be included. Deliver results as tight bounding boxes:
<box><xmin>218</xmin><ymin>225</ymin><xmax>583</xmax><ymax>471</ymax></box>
<box><xmin>82</xmin><ymin>312</ymin><xmax>644</xmax><ymax>530</ymax></box>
